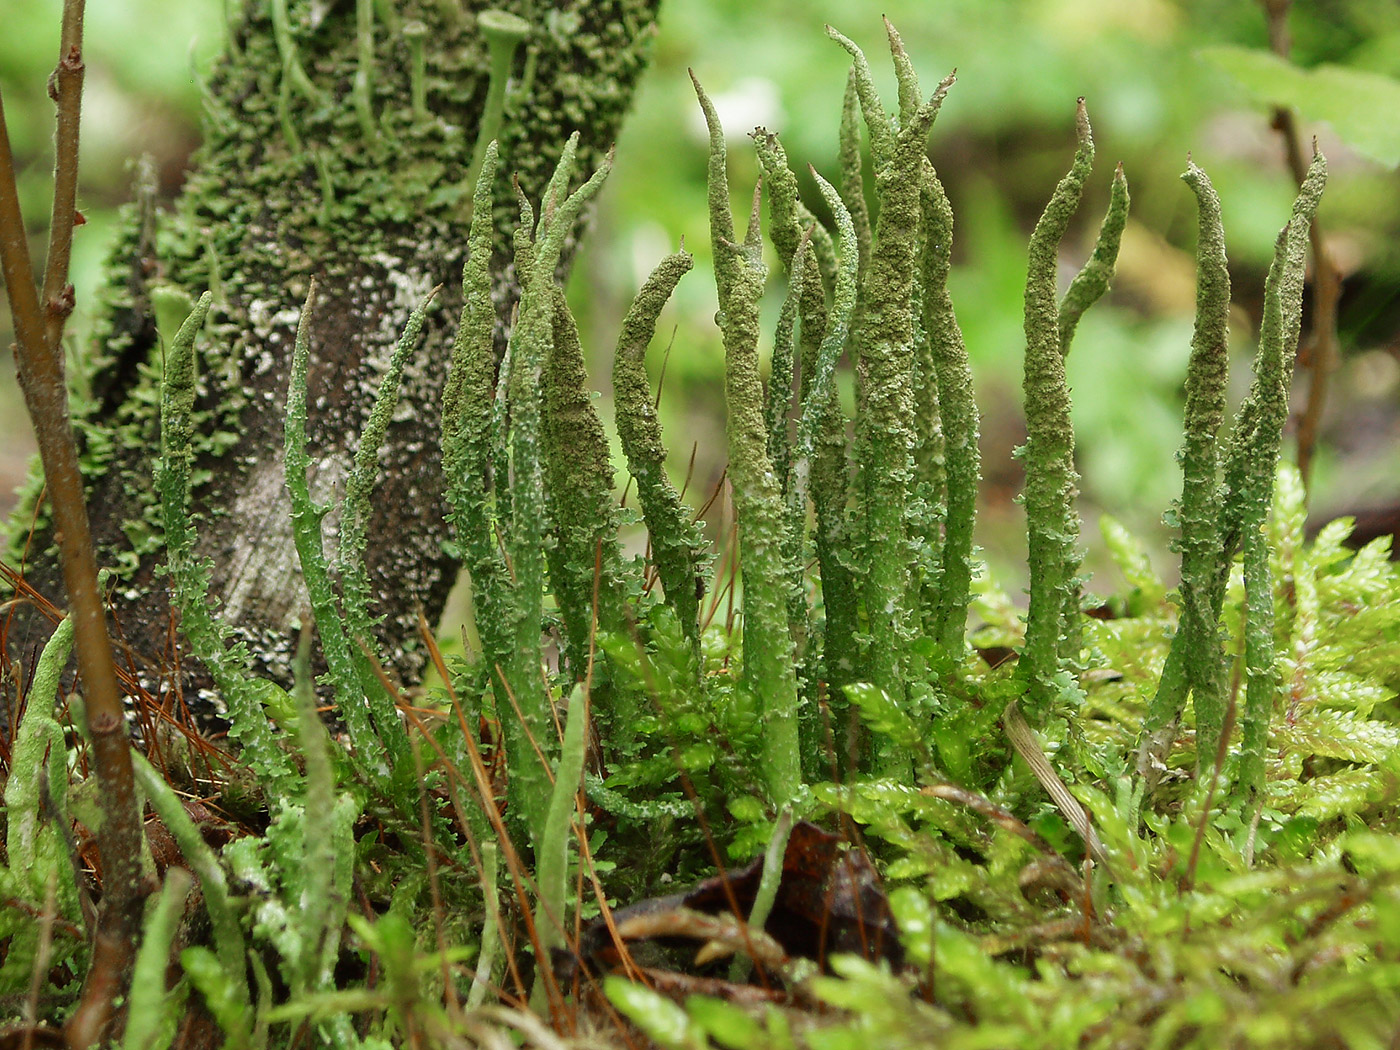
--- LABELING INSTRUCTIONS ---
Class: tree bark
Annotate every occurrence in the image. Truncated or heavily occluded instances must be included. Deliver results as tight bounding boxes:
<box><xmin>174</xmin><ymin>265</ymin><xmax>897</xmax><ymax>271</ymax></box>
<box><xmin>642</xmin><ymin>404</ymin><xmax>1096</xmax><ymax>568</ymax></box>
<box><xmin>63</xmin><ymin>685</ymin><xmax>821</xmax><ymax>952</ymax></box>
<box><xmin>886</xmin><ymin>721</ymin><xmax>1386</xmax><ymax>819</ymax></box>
<box><xmin>4</xmin><ymin>0</ymin><xmax>661</xmax><ymax>715</ymax></box>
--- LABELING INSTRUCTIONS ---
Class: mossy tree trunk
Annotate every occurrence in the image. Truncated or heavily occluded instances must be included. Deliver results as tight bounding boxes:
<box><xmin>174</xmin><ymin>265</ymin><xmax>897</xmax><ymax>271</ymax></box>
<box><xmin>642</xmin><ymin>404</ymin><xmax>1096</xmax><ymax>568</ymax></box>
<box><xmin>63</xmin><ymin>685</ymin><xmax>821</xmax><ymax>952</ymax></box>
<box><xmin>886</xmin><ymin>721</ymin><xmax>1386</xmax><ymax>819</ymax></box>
<box><xmin>5</xmin><ymin>0</ymin><xmax>660</xmax><ymax>711</ymax></box>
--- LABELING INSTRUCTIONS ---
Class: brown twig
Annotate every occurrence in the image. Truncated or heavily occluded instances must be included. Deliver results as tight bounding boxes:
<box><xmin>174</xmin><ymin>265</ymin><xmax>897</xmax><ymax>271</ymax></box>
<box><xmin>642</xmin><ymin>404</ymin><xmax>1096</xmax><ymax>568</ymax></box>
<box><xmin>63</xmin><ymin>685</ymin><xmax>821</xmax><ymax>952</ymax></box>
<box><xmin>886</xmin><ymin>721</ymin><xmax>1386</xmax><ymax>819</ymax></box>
<box><xmin>0</xmin><ymin>2</ymin><xmax>147</xmax><ymax>1045</ymax></box>
<box><xmin>40</xmin><ymin>2</ymin><xmax>85</xmax><ymax>353</ymax></box>
<box><xmin>1261</xmin><ymin>0</ymin><xmax>1342</xmax><ymax>495</ymax></box>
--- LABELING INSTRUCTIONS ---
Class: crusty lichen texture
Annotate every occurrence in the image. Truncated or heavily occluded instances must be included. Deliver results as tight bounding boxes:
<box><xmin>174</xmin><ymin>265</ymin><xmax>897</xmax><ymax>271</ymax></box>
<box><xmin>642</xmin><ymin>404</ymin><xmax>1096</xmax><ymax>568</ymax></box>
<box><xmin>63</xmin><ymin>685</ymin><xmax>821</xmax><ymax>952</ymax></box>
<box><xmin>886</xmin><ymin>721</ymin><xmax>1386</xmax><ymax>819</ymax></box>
<box><xmin>5</xmin><ymin>0</ymin><xmax>661</xmax><ymax>704</ymax></box>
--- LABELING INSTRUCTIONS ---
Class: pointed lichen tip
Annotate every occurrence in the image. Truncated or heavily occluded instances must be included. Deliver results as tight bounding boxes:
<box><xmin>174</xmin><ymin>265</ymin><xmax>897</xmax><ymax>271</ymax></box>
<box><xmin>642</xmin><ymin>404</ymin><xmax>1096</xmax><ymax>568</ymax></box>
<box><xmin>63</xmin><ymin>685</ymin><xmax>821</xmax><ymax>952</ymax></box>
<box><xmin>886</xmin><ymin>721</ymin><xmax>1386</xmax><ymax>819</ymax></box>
<box><xmin>1074</xmin><ymin>97</ymin><xmax>1092</xmax><ymax>145</ymax></box>
<box><xmin>689</xmin><ymin>71</ymin><xmax>722</xmax><ymax>134</ymax></box>
<box><xmin>745</xmin><ymin>179</ymin><xmax>764</xmax><ymax>238</ymax></box>
<box><xmin>826</xmin><ymin>24</ymin><xmax>858</xmax><ymax>53</ymax></box>
<box><xmin>884</xmin><ymin>15</ymin><xmax>906</xmax><ymax>54</ymax></box>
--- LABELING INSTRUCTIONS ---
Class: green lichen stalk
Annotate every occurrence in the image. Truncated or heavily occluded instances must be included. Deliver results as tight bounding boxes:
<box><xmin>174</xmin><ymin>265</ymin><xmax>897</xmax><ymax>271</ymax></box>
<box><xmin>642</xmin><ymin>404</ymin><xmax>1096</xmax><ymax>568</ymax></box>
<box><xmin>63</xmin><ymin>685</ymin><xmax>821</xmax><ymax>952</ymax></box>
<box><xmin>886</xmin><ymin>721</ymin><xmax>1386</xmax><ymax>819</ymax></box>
<box><xmin>611</xmin><ymin>248</ymin><xmax>707</xmax><ymax>658</ymax></box>
<box><xmin>1138</xmin><ymin>161</ymin><xmax>1230</xmax><ymax>783</ymax></box>
<box><xmin>792</xmin><ymin>171</ymin><xmax>860</xmax><ymax>693</ymax></box>
<box><xmin>753</xmin><ymin>129</ymin><xmax>842</xmax><ymax>694</ymax></box>
<box><xmin>830</xmin><ymin>23</ymin><xmax>955</xmax><ymax>768</ymax></box>
<box><xmin>1058</xmin><ymin>163</ymin><xmax>1130</xmax><ymax>357</ymax></box>
<box><xmin>771</xmin><ymin>230</ymin><xmax>815</xmax><ymax>643</ymax></box>
<box><xmin>542</xmin><ymin>284</ymin><xmax>629</xmax><ymax>677</ymax></box>
<box><xmin>156</xmin><ymin>291</ymin><xmax>294</xmax><ymax>798</ymax></box>
<box><xmin>693</xmin><ymin>71</ymin><xmax>801</xmax><ymax>806</ymax></box>
<box><xmin>810</xmin><ymin>73</ymin><xmax>868</xmax><ymax>693</ymax></box>
<box><xmin>1055</xmin><ymin>159</ymin><xmax>1129</xmax><ymax>663</ymax></box>
<box><xmin>1018</xmin><ymin>99</ymin><xmax>1094</xmax><ymax>717</ymax></box>
<box><xmin>339</xmin><ymin>287</ymin><xmax>439</xmax><ymax>774</ymax></box>
<box><xmin>1223</xmin><ymin>150</ymin><xmax>1326</xmax><ymax>790</ymax></box>
<box><xmin>838</xmin><ymin>70</ymin><xmax>873</xmax><ymax>283</ymax></box>
<box><xmin>443</xmin><ymin>140</ymin><xmax>513</xmax><ymax>708</ymax></box>
<box><xmin>919</xmin><ymin>156</ymin><xmax>980</xmax><ymax>655</ymax></box>
<box><xmin>504</xmin><ymin>136</ymin><xmax>613</xmax><ymax>846</ymax></box>
<box><xmin>765</xmin><ymin>229</ymin><xmax>806</xmax><ymax>502</ymax></box>
<box><xmin>284</xmin><ymin>281</ymin><xmax>389</xmax><ymax>784</ymax></box>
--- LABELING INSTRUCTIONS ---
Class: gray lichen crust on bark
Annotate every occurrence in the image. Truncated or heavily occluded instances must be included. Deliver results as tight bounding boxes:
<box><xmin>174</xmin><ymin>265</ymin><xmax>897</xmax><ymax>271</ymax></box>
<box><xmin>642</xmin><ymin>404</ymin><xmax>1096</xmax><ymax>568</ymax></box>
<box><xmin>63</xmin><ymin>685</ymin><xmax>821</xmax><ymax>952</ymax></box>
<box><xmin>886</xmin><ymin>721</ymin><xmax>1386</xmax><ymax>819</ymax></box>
<box><xmin>4</xmin><ymin>0</ymin><xmax>661</xmax><ymax>711</ymax></box>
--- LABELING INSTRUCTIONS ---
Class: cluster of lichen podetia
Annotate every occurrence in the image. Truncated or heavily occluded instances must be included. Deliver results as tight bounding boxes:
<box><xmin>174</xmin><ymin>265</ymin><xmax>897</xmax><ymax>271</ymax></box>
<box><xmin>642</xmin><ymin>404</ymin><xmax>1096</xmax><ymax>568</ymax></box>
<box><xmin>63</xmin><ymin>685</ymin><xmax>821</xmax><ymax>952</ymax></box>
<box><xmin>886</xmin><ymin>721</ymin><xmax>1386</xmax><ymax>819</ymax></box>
<box><xmin>149</xmin><ymin>20</ymin><xmax>1325</xmax><ymax>872</ymax></box>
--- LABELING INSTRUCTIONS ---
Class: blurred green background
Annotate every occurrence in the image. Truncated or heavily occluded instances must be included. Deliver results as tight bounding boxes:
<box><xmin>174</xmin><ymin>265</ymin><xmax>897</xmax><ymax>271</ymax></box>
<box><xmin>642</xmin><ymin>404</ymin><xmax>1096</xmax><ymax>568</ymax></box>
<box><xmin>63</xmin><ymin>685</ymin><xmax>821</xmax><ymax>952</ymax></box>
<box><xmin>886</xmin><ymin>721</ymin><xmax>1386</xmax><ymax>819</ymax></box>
<box><xmin>2</xmin><ymin>0</ymin><xmax>1398</xmax><ymax>599</ymax></box>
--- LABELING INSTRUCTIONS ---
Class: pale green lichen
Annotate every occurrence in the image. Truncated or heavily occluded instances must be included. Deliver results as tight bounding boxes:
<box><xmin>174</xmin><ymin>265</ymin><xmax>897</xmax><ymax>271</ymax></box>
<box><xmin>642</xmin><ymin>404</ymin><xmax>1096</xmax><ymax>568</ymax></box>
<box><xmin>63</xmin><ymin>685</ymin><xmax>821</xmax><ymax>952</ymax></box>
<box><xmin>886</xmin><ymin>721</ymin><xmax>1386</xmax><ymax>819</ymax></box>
<box><xmin>156</xmin><ymin>290</ymin><xmax>295</xmax><ymax>797</ymax></box>
<box><xmin>542</xmin><ymin>284</ymin><xmax>630</xmax><ymax>673</ymax></box>
<box><xmin>1225</xmin><ymin>150</ymin><xmax>1326</xmax><ymax>791</ymax></box>
<box><xmin>693</xmin><ymin>70</ymin><xmax>801</xmax><ymax>806</ymax></box>
<box><xmin>1058</xmin><ymin>162</ymin><xmax>1130</xmax><ymax>356</ymax></box>
<box><xmin>919</xmin><ymin>156</ymin><xmax>980</xmax><ymax>656</ymax></box>
<box><xmin>1017</xmin><ymin>98</ymin><xmax>1093</xmax><ymax>719</ymax></box>
<box><xmin>1138</xmin><ymin>160</ymin><xmax>1230</xmax><ymax>787</ymax></box>
<box><xmin>501</xmin><ymin>134</ymin><xmax>613</xmax><ymax>848</ymax></box>
<box><xmin>442</xmin><ymin>138</ymin><xmax>508</xmax><ymax>742</ymax></box>
<box><xmin>752</xmin><ymin>129</ymin><xmax>832</xmax><ymax>693</ymax></box>
<box><xmin>792</xmin><ymin>170</ymin><xmax>859</xmax><ymax>707</ymax></box>
<box><xmin>338</xmin><ymin>286</ymin><xmax>439</xmax><ymax>776</ymax></box>
<box><xmin>283</xmin><ymin>280</ymin><xmax>390</xmax><ymax>785</ymax></box>
<box><xmin>353</xmin><ymin>0</ymin><xmax>379</xmax><ymax>138</ymax></box>
<box><xmin>4</xmin><ymin>616</ymin><xmax>79</xmax><ymax>926</ymax></box>
<box><xmin>466</xmin><ymin>10</ymin><xmax>533</xmax><ymax>210</ymax></box>
<box><xmin>829</xmin><ymin>22</ymin><xmax>955</xmax><ymax>770</ymax></box>
<box><xmin>402</xmin><ymin>20</ymin><xmax>429</xmax><ymax>119</ymax></box>
<box><xmin>611</xmin><ymin>247</ymin><xmax>706</xmax><ymax>659</ymax></box>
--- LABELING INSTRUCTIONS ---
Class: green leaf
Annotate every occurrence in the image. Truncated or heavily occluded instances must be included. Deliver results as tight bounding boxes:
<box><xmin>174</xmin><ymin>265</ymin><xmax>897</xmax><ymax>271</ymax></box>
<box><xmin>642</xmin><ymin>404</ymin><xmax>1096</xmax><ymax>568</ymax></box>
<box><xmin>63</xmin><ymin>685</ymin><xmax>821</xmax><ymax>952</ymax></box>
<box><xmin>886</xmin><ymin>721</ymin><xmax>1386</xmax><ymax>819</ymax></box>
<box><xmin>1200</xmin><ymin>46</ymin><xmax>1400</xmax><ymax>167</ymax></box>
<box><xmin>686</xmin><ymin>995</ymin><xmax>764</xmax><ymax>1050</ymax></box>
<box><xmin>606</xmin><ymin>976</ymin><xmax>701</xmax><ymax>1049</ymax></box>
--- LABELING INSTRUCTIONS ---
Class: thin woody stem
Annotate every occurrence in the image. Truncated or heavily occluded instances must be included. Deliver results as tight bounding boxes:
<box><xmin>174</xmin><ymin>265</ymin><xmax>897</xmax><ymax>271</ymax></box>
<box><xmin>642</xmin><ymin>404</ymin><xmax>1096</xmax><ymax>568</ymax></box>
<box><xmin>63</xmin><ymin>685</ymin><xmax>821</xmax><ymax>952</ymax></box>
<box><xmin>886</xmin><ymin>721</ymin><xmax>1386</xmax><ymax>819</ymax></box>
<box><xmin>41</xmin><ymin>0</ymin><xmax>86</xmax><ymax>352</ymax></box>
<box><xmin>0</xmin><ymin>3</ymin><xmax>145</xmax><ymax>1045</ymax></box>
<box><xmin>1261</xmin><ymin>0</ymin><xmax>1340</xmax><ymax>494</ymax></box>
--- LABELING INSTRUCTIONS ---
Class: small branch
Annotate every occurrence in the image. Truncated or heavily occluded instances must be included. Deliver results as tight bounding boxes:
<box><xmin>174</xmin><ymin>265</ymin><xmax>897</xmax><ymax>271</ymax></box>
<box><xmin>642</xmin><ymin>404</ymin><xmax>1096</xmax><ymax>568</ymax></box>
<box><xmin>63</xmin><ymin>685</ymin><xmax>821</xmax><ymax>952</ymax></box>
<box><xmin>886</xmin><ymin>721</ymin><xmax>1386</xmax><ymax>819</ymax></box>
<box><xmin>40</xmin><ymin>0</ymin><xmax>86</xmax><ymax>353</ymax></box>
<box><xmin>0</xmin><ymin>2</ymin><xmax>147</xmax><ymax>1044</ymax></box>
<box><xmin>1261</xmin><ymin>0</ymin><xmax>1342</xmax><ymax>494</ymax></box>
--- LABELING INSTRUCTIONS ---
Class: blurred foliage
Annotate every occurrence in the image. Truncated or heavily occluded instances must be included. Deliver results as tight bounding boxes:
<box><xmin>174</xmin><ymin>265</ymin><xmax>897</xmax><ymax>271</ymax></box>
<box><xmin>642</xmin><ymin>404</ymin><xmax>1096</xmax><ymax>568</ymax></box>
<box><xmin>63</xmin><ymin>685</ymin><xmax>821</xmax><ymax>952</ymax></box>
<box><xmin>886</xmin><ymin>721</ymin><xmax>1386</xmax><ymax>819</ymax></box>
<box><xmin>3</xmin><ymin>0</ymin><xmax>1400</xmax><ymax>585</ymax></box>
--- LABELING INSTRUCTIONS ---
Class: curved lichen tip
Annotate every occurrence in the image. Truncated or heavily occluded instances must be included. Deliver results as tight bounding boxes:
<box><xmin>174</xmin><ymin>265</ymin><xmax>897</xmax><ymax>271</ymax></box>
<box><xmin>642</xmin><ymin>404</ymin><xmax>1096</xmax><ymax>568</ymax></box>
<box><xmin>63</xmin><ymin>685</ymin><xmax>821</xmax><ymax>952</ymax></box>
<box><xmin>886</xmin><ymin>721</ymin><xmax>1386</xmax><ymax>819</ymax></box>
<box><xmin>909</xmin><ymin>69</ymin><xmax>957</xmax><ymax>140</ymax></box>
<box><xmin>827</xmin><ymin>24</ymin><xmax>893</xmax><ymax>158</ymax></box>
<box><xmin>1294</xmin><ymin>148</ymin><xmax>1327</xmax><ymax>219</ymax></box>
<box><xmin>883</xmin><ymin>16</ymin><xmax>919</xmax><ymax>123</ymax></box>
<box><xmin>692</xmin><ymin>71</ymin><xmax>737</xmax><ymax>250</ymax></box>
<box><xmin>689</xmin><ymin>69</ymin><xmax>723</xmax><ymax>149</ymax></box>
<box><xmin>744</xmin><ymin>179</ymin><xmax>763</xmax><ymax>249</ymax></box>
<box><xmin>477</xmin><ymin>138</ymin><xmax>500</xmax><ymax>189</ymax></box>
<box><xmin>539</xmin><ymin>131</ymin><xmax>582</xmax><ymax>232</ymax></box>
